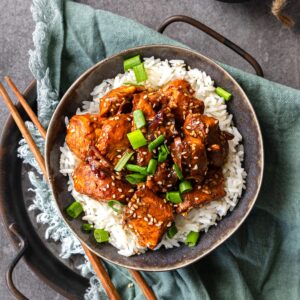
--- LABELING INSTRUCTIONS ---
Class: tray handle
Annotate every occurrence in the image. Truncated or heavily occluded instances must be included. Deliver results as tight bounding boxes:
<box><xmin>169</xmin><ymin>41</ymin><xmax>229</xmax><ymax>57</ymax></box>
<box><xmin>157</xmin><ymin>15</ymin><xmax>264</xmax><ymax>77</ymax></box>
<box><xmin>6</xmin><ymin>223</ymin><xmax>29</xmax><ymax>300</ymax></box>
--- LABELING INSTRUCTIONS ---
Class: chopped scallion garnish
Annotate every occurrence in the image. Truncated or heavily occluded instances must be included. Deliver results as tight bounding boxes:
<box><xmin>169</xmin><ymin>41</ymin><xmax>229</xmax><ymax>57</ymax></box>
<box><xmin>185</xmin><ymin>231</ymin><xmax>200</xmax><ymax>247</ymax></box>
<box><xmin>123</xmin><ymin>82</ymin><xmax>143</xmax><ymax>86</ymax></box>
<box><xmin>215</xmin><ymin>87</ymin><xmax>232</xmax><ymax>101</ymax></box>
<box><xmin>166</xmin><ymin>191</ymin><xmax>182</xmax><ymax>204</ymax></box>
<box><xmin>108</xmin><ymin>200</ymin><xmax>124</xmax><ymax>213</ymax></box>
<box><xmin>124</xmin><ymin>55</ymin><xmax>142</xmax><ymax>71</ymax></box>
<box><xmin>82</xmin><ymin>223</ymin><xmax>94</xmax><ymax>232</ymax></box>
<box><xmin>125</xmin><ymin>173</ymin><xmax>147</xmax><ymax>184</ymax></box>
<box><xmin>133</xmin><ymin>63</ymin><xmax>148</xmax><ymax>83</ymax></box>
<box><xmin>114</xmin><ymin>151</ymin><xmax>134</xmax><ymax>172</ymax></box>
<box><xmin>179</xmin><ymin>180</ymin><xmax>193</xmax><ymax>194</ymax></box>
<box><xmin>94</xmin><ymin>229</ymin><xmax>110</xmax><ymax>243</ymax></box>
<box><xmin>127</xmin><ymin>129</ymin><xmax>147</xmax><ymax>149</ymax></box>
<box><xmin>173</xmin><ymin>164</ymin><xmax>184</xmax><ymax>180</ymax></box>
<box><xmin>126</xmin><ymin>164</ymin><xmax>148</xmax><ymax>175</ymax></box>
<box><xmin>66</xmin><ymin>201</ymin><xmax>83</xmax><ymax>218</ymax></box>
<box><xmin>147</xmin><ymin>159</ymin><xmax>158</xmax><ymax>175</ymax></box>
<box><xmin>133</xmin><ymin>109</ymin><xmax>146</xmax><ymax>129</ymax></box>
<box><xmin>167</xmin><ymin>224</ymin><xmax>178</xmax><ymax>239</ymax></box>
<box><xmin>148</xmin><ymin>135</ymin><xmax>165</xmax><ymax>152</ymax></box>
<box><xmin>158</xmin><ymin>144</ymin><xmax>169</xmax><ymax>163</ymax></box>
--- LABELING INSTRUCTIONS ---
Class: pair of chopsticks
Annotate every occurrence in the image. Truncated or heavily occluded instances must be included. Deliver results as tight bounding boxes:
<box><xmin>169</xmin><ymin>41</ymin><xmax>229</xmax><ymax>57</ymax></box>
<box><xmin>0</xmin><ymin>77</ymin><xmax>157</xmax><ymax>300</ymax></box>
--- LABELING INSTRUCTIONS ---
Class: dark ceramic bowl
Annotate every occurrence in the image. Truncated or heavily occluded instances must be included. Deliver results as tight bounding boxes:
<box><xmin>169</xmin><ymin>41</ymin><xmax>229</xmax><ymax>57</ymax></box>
<box><xmin>45</xmin><ymin>45</ymin><xmax>263</xmax><ymax>271</ymax></box>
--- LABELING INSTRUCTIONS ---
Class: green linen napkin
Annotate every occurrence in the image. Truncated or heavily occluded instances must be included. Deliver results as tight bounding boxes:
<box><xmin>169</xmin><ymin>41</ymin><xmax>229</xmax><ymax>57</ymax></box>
<box><xmin>28</xmin><ymin>0</ymin><xmax>300</xmax><ymax>299</ymax></box>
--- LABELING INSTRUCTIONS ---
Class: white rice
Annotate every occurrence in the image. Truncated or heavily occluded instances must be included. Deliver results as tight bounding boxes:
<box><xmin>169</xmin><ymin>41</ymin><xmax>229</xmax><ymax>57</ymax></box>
<box><xmin>59</xmin><ymin>57</ymin><xmax>247</xmax><ymax>256</ymax></box>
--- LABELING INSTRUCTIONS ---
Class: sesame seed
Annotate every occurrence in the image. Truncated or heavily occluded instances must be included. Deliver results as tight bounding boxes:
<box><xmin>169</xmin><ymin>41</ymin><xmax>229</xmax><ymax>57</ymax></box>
<box><xmin>144</xmin><ymin>217</ymin><xmax>148</xmax><ymax>222</ymax></box>
<box><xmin>118</xmin><ymin>188</ymin><xmax>122</xmax><ymax>192</ymax></box>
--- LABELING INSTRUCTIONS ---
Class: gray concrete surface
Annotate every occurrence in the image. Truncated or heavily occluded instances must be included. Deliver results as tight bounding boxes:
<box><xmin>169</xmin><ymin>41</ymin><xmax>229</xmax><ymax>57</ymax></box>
<box><xmin>0</xmin><ymin>0</ymin><xmax>299</xmax><ymax>299</ymax></box>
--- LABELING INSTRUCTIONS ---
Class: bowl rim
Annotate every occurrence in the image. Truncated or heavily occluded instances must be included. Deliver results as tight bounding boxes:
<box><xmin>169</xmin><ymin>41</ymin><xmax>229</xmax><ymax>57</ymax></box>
<box><xmin>45</xmin><ymin>44</ymin><xmax>264</xmax><ymax>271</ymax></box>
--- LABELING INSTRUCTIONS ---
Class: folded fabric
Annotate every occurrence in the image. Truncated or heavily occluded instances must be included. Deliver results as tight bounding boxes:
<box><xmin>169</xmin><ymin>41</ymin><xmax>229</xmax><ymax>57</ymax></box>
<box><xmin>22</xmin><ymin>0</ymin><xmax>300</xmax><ymax>299</ymax></box>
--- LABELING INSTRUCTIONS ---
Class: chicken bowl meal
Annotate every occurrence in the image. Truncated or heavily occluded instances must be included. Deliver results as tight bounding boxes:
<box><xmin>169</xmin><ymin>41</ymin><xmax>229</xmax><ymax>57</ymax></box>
<box><xmin>60</xmin><ymin>54</ymin><xmax>245</xmax><ymax>256</ymax></box>
<box><xmin>46</xmin><ymin>45</ymin><xmax>263</xmax><ymax>270</ymax></box>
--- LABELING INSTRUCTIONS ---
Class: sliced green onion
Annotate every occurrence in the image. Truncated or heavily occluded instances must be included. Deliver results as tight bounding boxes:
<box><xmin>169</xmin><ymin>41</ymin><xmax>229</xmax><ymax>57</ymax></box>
<box><xmin>126</xmin><ymin>173</ymin><xmax>147</xmax><ymax>184</ymax></box>
<box><xmin>158</xmin><ymin>144</ymin><xmax>169</xmax><ymax>163</ymax></box>
<box><xmin>166</xmin><ymin>191</ymin><xmax>182</xmax><ymax>204</ymax></box>
<box><xmin>185</xmin><ymin>231</ymin><xmax>200</xmax><ymax>247</ymax></box>
<box><xmin>179</xmin><ymin>180</ymin><xmax>193</xmax><ymax>194</ymax></box>
<box><xmin>124</xmin><ymin>55</ymin><xmax>142</xmax><ymax>71</ymax></box>
<box><xmin>167</xmin><ymin>224</ymin><xmax>178</xmax><ymax>239</ymax></box>
<box><xmin>94</xmin><ymin>229</ymin><xmax>110</xmax><ymax>243</ymax></box>
<box><xmin>215</xmin><ymin>87</ymin><xmax>232</xmax><ymax>101</ymax></box>
<box><xmin>147</xmin><ymin>159</ymin><xmax>158</xmax><ymax>175</ymax></box>
<box><xmin>126</xmin><ymin>164</ymin><xmax>148</xmax><ymax>175</ymax></box>
<box><xmin>123</xmin><ymin>82</ymin><xmax>143</xmax><ymax>86</ymax></box>
<box><xmin>133</xmin><ymin>109</ymin><xmax>146</xmax><ymax>129</ymax></box>
<box><xmin>114</xmin><ymin>151</ymin><xmax>134</xmax><ymax>172</ymax></box>
<box><xmin>148</xmin><ymin>135</ymin><xmax>165</xmax><ymax>152</ymax></box>
<box><xmin>82</xmin><ymin>223</ymin><xmax>94</xmax><ymax>232</ymax></box>
<box><xmin>173</xmin><ymin>164</ymin><xmax>184</xmax><ymax>180</ymax></box>
<box><xmin>127</xmin><ymin>129</ymin><xmax>147</xmax><ymax>149</ymax></box>
<box><xmin>108</xmin><ymin>200</ymin><xmax>124</xmax><ymax>213</ymax></box>
<box><xmin>133</xmin><ymin>63</ymin><xmax>148</xmax><ymax>83</ymax></box>
<box><xmin>66</xmin><ymin>201</ymin><xmax>83</xmax><ymax>218</ymax></box>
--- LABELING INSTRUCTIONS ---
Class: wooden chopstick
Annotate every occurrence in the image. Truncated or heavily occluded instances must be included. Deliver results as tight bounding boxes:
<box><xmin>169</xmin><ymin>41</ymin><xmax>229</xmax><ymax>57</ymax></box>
<box><xmin>1</xmin><ymin>78</ymin><xmax>157</xmax><ymax>300</ymax></box>
<box><xmin>0</xmin><ymin>82</ymin><xmax>121</xmax><ymax>300</ymax></box>
<box><xmin>0</xmin><ymin>83</ymin><xmax>47</xmax><ymax>176</ymax></box>
<box><xmin>5</xmin><ymin>77</ymin><xmax>47</xmax><ymax>139</ymax></box>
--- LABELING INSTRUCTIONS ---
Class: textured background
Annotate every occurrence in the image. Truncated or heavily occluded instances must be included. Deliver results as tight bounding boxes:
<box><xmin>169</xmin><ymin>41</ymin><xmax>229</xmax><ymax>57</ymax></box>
<box><xmin>0</xmin><ymin>0</ymin><xmax>299</xmax><ymax>299</ymax></box>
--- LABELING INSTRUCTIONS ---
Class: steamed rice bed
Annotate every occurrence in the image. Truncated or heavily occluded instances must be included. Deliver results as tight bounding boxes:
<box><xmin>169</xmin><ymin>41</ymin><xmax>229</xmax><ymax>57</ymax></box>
<box><xmin>60</xmin><ymin>57</ymin><xmax>246</xmax><ymax>256</ymax></box>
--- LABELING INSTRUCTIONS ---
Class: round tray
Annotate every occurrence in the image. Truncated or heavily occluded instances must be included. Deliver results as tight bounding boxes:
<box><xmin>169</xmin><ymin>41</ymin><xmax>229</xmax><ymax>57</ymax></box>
<box><xmin>0</xmin><ymin>15</ymin><xmax>263</xmax><ymax>299</ymax></box>
<box><xmin>0</xmin><ymin>81</ymin><xmax>89</xmax><ymax>299</ymax></box>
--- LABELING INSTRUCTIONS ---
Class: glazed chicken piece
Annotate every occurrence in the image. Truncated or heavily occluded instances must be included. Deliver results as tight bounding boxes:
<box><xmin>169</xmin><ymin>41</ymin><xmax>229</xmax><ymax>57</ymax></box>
<box><xmin>66</xmin><ymin>114</ymin><xmax>104</xmax><ymax>160</ymax></box>
<box><xmin>146</xmin><ymin>90</ymin><xmax>168</xmax><ymax>111</ymax></box>
<box><xmin>132</xmin><ymin>92</ymin><xmax>156</xmax><ymax>121</ymax></box>
<box><xmin>183</xmin><ymin>114</ymin><xmax>219</xmax><ymax>142</ymax></box>
<box><xmin>99</xmin><ymin>85</ymin><xmax>144</xmax><ymax>117</ymax></box>
<box><xmin>95</xmin><ymin>114</ymin><xmax>132</xmax><ymax>165</ymax></box>
<box><xmin>176</xmin><ymin>168</ymin><xmax>226</xmax><ymax>214</ymax></box>
<box><xmin>147</xmin><ymin>107</ymin><xmax>178</xmax><ymax>141</ymax></box>
<box><xmin>183</xmin><ymin>113</ymin><xmax>233</xmax><ymax>167</ymax></box>
<box><xmin>162</xmin><ymin>79</ymin><xmax>204</xmax><ymax>123</ymax></box>
<box><xmin>207</xmin><ymin>132</ymin><xmax>233</xmax><ymax>167</ymax></box>
<box><xmin>182</xmin><ymin>136</ymin><xmax>208</xmax><ymax>182</ymax></box>
<box><xmin>73</xmin><ymin>162</ymin><xmax>134</xmax><ymax>203</ymax></box>
<box><xmin>123</xmin><ymin>186</ymin><xmax>174</xmax><ymax>249</ymax></box>
<box><xmin>146</xmin><ymin>162</ymin><xmax>178</xmax><ymax>193</ymax></box>
<box><xmin>136</xmin><ymin>146</ymin><xmax>152</xmax><ymax>167</ymax></box>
